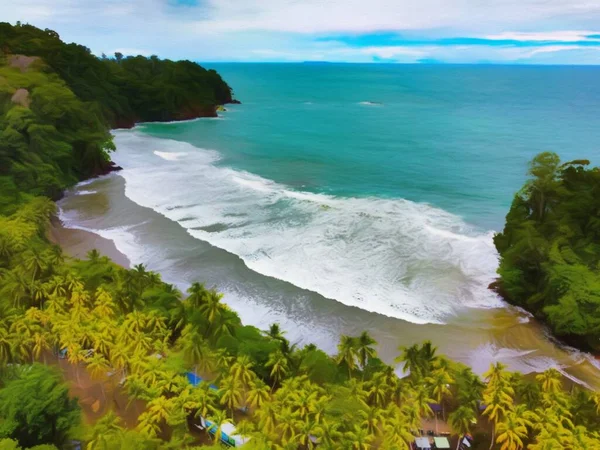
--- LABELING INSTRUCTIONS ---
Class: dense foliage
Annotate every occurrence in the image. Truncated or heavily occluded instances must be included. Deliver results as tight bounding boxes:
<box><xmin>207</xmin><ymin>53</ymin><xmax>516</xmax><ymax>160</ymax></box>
<box><xmin>0</xmin><ymin>58</ymin><xmax>114</xmax><ymax>206</ymax></box>
<box><xmin>0</xmin><ymin>365</ymin><xmax>80</xmax><ymax>448</ymax></box>
<box><xmin>0</xmin><ymin>22</ymin><xmax>234</xmax><ymax>127</ymax></box>
<box><xmin>494</xmin><ymin>152</ymin><xmax>600</xmax><ymax>351</ymax></box>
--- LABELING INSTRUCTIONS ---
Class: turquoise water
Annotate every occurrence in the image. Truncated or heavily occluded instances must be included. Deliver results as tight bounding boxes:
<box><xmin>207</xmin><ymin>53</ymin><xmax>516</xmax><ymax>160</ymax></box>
<box><xmin>140</xmin><ymin>63</ymin><xmax>600</xmax><ymax>230</ymax></box>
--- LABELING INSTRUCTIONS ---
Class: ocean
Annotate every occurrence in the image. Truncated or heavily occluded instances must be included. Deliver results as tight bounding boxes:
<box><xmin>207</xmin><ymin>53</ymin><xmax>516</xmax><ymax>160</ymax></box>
<box><xmin>59</xmin><ymin>63</ymin><xmax>600</xmax><ymax>386</ymax></box>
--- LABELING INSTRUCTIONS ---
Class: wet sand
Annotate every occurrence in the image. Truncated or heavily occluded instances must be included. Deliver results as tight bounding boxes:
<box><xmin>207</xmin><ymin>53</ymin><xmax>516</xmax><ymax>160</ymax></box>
<box><xmin>50</xmin><ymin>217</ymin><xmax>130</xmax><ymax>268</ymax></box>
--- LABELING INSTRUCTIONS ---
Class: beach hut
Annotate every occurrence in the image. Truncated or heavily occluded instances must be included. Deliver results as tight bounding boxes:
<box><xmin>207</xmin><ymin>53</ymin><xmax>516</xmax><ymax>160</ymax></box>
<box><xmin>415</xmin><ymin>436</ymin><xmax>431</xmax><ymax>449</ymax></box>
<box><xmin>198</xmin><ymin>416</ymin><xmax>250</xmax><ymax>448</ymax></box>
<box><xmin>434</xmin><ymin>437</ymin><xmax>451</xmax><ymax>449</ymax></box>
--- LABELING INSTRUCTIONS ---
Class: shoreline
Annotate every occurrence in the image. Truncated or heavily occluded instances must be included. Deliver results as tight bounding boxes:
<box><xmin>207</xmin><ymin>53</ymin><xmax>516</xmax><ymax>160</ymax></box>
<box><xmin>49</xmin><ymin>216</ymin><xmax>131</xmax><ymax>268</ymax></box>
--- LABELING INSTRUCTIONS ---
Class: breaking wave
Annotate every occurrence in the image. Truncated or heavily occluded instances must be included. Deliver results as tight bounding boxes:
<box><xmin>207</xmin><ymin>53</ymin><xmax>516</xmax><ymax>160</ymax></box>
<box><xmin>110</xmin><ymin>130</ymin><xmax>503</xmax><ymax>325</ymax></box>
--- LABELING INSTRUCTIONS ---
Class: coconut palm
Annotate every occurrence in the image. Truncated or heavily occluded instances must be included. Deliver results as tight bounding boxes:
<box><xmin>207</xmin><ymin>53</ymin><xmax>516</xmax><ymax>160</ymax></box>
<box><xmin>199</xmin><ymin>288</ymin><xmax>226</xmax><ymax>326</ymax></box>
<box><xmin>536</xmin><ymin>368</ymin><xmax>562</xmax><ymax>397</ymax></box>
<box><xmin>448</xmin><ymin>406</ymin><xmax>477</xmax><ymax>450</ymax></box>
<box><xmin>367</xmin><ymin>372</ymin><xmax>390</xmax><ymax>407</ymax></box>
<box><xmin>86</xmin><ymin>352</ymin><xmax>111</xmax><ymax>400</ymax></box>
<box><xmin>191</xmin><ymin>381</ymin><xmax>218</xmax><ymax>419</ymax></box>
<box><xmin>297</xmin><ymin>419</ymin><xmax>322</xmax><ymax>450</ymax></box>
<box><xmin>344</xmin><ymin>424</ymin><xmax>374</xmax><ymax>450</ymax></box>
<box><xmin>267</xmin><ymin>350</ymin><xmax>289</xmax><ymax>389</ymax></box>
<box><xmin>256</xmin><ymin>400</ymin><xmax>279</xmax><ymax>436</ymax></box>
<box><xmin>413</xmin><ymin>384</ymin><xmax>435</xmax><ymax>420</ymax></box>
<box><xmin>382</xmin><ymin>406</ymin><xmax>414</xmax><ymax>449</ymax></box>
<box><xmin>430</xmin><ymin>366</ymin><xmax>454</xmax><ymax>419</ymax></box>
<box><xmin>186</xmin><ymin>282</ymin><xmax>209</xmax><ymax>309</ymax></box>
<box><xmin>277</xmin><ymin>407</ymin><xmax>301</xmax><ymax>444</ymax></box>
<box><xmin>336</xmin><ymin>335</ymin><xmax>358</xmax><ymax>377</ymax></box>
<box><xmin>483</xmin><ymin>364</ymin><xmax>515</xmax><ymax>450</ymax></box>
<box><xmin>264</xmin><ymin>322</ymin><xmax>287</xmax><ymax>341</ymax></box>
<box><xmin>86</xmin><ymin>411</ymin><xmax>124</xmax><ymax>450</ymax></box>
<box><xmin>179</xmin><ymin>325</ymin><xmax>214</xmax><ymax>376</ymax></box>
<box><xmin>495</xmin><ymin>405</ymin><xmax>535</xmax><ymax>450</ymax></box>
<box><xmin>315</xmin><ymin>418</ymin><xmax>342</xmax><ymax>449</ymax></box>
<box><xmin>360</xmin><ymin>406</ymin><xmax>384</xmax><ymax>435</ymax></box>
<box><xmin>230</xmin><ymin>354</ymin><xmax>255</xmax><ymax>389</ymax></box>
<box><xmin>0</xmin><ymin>321</ymin><xmax>14</xmax><ymax>365</ymax></box>
<box><xmin>247</xmin><ymin>379</ymin><xmax>271</xmax><ymax>409</ymax></box>
<box><xmin>355</xmin><ymin>331</ymin><xmax>377</xmax><ymax>369</ymax></box>
<box><xmin>219</xmin><ymin>376</ymin><xmax>244</xmax><ymax>417</ymax></box>
<box><xmin>395</xmin><ymin>343</ymin><xmax>422</xmax><ymax>379</ymax></box>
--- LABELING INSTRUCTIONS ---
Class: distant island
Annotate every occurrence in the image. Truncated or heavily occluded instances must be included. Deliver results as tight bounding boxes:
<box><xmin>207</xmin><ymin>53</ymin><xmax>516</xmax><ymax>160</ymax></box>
<box><xmin>1</xmin><ymin>21</ymin><xmax>600</xmax><ymax>450</ymax></box>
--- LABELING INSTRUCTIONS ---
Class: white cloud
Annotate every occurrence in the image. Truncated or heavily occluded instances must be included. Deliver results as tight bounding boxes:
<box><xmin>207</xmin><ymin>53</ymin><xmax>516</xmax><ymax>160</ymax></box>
<box><xmin>484</xmin><ymin>31</ymin><xmax>600</xmax><ymax>42</ymax></box>
<box><xmin>2</xmin><ymin>0</ymin><xmax>600</xmax><ymax>63</ymax></box>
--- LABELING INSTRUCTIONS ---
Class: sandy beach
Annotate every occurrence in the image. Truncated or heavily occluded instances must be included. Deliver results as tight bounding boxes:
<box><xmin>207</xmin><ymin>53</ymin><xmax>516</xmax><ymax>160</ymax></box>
<box><xmin>49</xmin><ymin>216</ymin><xmax>131</xmax><ymax>268</ymax></box>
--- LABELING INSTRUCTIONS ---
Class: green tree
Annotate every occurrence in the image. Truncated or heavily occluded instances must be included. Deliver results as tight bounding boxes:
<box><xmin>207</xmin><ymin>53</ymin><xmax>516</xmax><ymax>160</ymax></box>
<box><xmin>0</xmin><ymin>364</ymin><xmax>80</xmax><ymax>448</ymax></box>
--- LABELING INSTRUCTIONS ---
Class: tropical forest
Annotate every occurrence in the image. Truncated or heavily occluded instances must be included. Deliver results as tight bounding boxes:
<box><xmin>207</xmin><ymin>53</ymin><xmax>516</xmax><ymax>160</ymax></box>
<box><xmin>1</xmin><ymin>21</ymin><xmax>600</xmax><ymax>450</ymax></box>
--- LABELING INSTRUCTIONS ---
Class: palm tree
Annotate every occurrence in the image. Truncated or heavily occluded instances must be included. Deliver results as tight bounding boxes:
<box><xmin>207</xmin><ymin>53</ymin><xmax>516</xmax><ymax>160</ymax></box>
<box><xmin>86</xmin><ymin>411</ymin><xmax>124</xmax><ymax>450</ymax></box>
<box><xmin>199</xmin><ymin>288</ymin><xmax>226</xmax><ymax>326</ymax></box>
<box><xmin>86</xmin><ymin>352</ymin><xmax>111</xmax><ymax>401</ymax></box>
<box><xmin>179</xmin><ymin>325</ymin><xmax>214</xmax><ymax>376</ymax></box>
<box><xmin>448</xmin><ymin>406</ymin><xmax>476</xmax><ymax>450</ymax></box>
<box><xmin>495</xmin><ymin>413</ymin><xmax>527</xmax><ymax>450</ymax></box>
<box><xmin>344</xmin><ymin>424</ymin><xmax>374</xmax><ymax>450</ymax></box>
<box><xmin>189</xmin><ymin>381</ymin><xmax>218</xmax><ymax>419</ymax></box>
<box><xmin>315</xmin><ymin>419</ymin><xmax>342</xmax><ymax>449</ymax></box>
<box><xmin>295</xmin><ymin>388</ymin><xmax>318</xmax><ymax>421</ymax></box>
<box><xmin>230</xmin><ymin>354</ymin><xmax>255</xmax><ymax>389</ymax></box>
<box><xmin>219</xmin><ymin>376</ymin><xmax>244</xmax><ymax>417</ymax></box>
<box><xmin>87</xmin><ymin>249</ymin><xmax>102</xmax><ymax>264</ymax></box>
<box><xmin>256</xmin><ymin>401</ymin><xmax>278</xmax><ymax>436</ymax></box>
<box><xmin>264</xmin><ymin>322</ymin><xmax>287</xmax><ymax>341</ymax></box>
<box><xmin>206</xmin><ymin>409</ymin><xmax>232</xmax><ymax>444</ymax></box>
<box><xmin>382</xmin><ymin>405</ymin><xmax>414</xmax><ymax>449</ymax></box>
<box><xmin>0</xmin><ymin>321</ymin><xmax>13</xmax><ymax>365</ymax></box>
<box><xmin>536</xmin><ymin>368</ymin><xmax>562</xmax><ymax>396</ymax></box>
<box><xmin>360</xmin><ymin>406</ymin><xmax>384</xmax><ymax>435</ymax></box>
<box><xmin>430</xmin><ymin>366</ymin><xmax>454</xmax><ymax>420</ymax></box>
<box><xmin>483</xmin><ymin>363</ymin><xmax>515</xmax><ymax>450</ymax></box>
<box><xmin>395</xmin><ymin>343</ymin><xmax>422</xmax><ymax>379</ymax></box>
<box><xmin>336</xmin><ymin>335</ymin><xmax>358</xmax><ymax>377</ymax></box>
<box><xmin>297</xmin><ymin>419</ymin><xmax>322</xmax><ymax>450</ymax></box>
<box><xmin>267</xmin><ymin>350</ymin><xmax>289</xmax><ymax>389</ymax></box>
<box><xmin>277</xmin><ymin>407</ymin><xmax>301</xmax><ymax>444</ymax></box>
<box><xmin>186</xmin><ymin>282</ymin><xmax>209</xmax><ymax>309</ymax></box>
<box><xmin>355</xmin><ymin>331</ymin><xmax>377</xmax><ymax>369</ymax></box>
<box><xmin>413</xmin><ymin>384</ymin><xmax>435</xmax><ymax>420</ymax></box>
<box><xmin>367</xmin><ymin>372</ymin><xmax>390</xmax><ymax>407</ymax></box>
<box><xmin>246</xmin><ymin>380</ymin><xmax>271</xmax><ymax>410</ymax></box>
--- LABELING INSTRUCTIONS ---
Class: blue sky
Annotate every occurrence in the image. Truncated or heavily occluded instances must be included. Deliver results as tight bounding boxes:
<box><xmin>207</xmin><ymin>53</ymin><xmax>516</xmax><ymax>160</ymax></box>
<box><xmin>3</xmin><ymin>0</ymin><xmax>600</xmax><ymax>64</ymax></box>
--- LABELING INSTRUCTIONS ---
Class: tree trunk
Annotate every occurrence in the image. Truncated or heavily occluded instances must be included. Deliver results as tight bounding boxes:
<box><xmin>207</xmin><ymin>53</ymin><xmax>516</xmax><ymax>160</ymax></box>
<box><xmin>489</xmin><ymin>425</ymin><xmax>495</xmax><ymax>450</ymax></box>
<box><xmin>456</xmin><ymin>435</ymin><xmax>461</xmax><ymax>450</ymax></box>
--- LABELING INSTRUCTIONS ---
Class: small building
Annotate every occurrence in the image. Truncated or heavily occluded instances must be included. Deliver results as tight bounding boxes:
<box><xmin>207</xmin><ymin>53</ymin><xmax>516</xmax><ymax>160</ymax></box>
<box><xmin>434</xmin><ymin>437</ymin><xmax>451</xmax><ymax>449</ymax></box>
<box><xmin>415</xmin><ymin>436</ymin><xmax>431</xmax><ymax>449</ymax></box>
<box><xmin>198</xmin><ymin>416</ymin><xmax>250</xmax><ymax>448</ymax></box>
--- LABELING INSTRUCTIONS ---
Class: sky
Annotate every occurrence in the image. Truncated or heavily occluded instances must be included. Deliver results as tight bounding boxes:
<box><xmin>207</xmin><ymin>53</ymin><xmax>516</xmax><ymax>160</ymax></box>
<box><xmin>3</xmin><ymin>0</ymin><xmax>600</xmax><ymax>64</ymax></box>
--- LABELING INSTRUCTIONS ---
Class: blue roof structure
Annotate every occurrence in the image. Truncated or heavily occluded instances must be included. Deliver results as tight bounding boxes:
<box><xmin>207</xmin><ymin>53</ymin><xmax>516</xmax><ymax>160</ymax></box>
<box><xmin>186</xmin><ymin>372</ymin><xmax>219</xmax><ymax>391</ymax></box>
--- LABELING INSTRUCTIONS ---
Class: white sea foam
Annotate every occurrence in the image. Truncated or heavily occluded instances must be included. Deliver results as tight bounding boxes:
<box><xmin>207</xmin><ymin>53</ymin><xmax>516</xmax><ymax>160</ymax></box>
<box><xmin>358</xmin><ymin>101</ymin><xmax>383</xmax><ymax>106</ymax></box>
<box><xmin>76</xmin><ymin>190</ymin><xmax>97</xmax><ymax>196</ymax></box>
<box><xmin>154</xmin><ymin>151</ymin><xmax>188</xmax><ymax>161</ymax></box>
<box><xmin>110</xmin><ymin>130</ymin><xmax>504</xmax><ymax>325</ymax></box>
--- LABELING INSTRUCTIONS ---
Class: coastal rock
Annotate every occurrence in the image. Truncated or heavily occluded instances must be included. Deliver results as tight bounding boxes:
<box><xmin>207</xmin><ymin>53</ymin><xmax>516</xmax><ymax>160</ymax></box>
<box><xmin>228</xmin><ymin>99</ymin><xmax>242</xmax><ymax>104</ymax></box>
